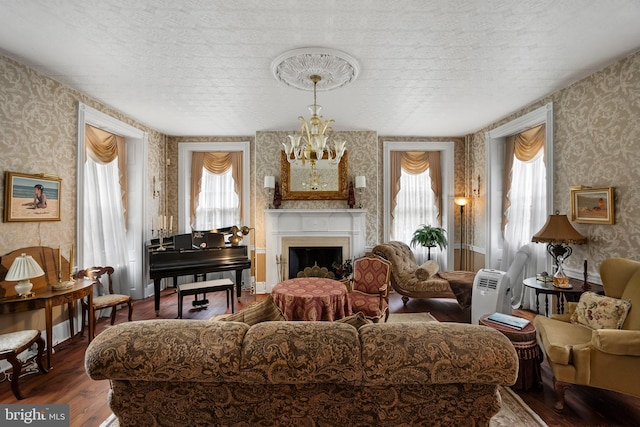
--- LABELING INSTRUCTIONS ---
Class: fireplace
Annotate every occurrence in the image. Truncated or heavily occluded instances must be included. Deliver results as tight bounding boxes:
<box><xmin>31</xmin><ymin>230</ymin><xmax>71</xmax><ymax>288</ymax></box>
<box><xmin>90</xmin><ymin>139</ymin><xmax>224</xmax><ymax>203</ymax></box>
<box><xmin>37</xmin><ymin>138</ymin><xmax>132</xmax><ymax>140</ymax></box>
<box><xmin>264</xmin><ymin>209</ymin><xmax>367</xmax><ymax>291</ymax></box>
<box><xmin>288</xmin><ymin>246</ymin><xmax>343</xmax><ymax>279</ymax></box>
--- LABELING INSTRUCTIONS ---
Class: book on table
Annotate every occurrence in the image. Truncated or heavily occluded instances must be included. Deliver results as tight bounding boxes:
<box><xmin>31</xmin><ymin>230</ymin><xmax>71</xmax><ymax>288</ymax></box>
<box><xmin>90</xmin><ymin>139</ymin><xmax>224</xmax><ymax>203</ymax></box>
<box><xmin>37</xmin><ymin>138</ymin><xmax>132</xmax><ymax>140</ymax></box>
<box><xmin>487</xmin><ymin>312</ymin><xmax>530</xmax><ymax>330</ymax></box>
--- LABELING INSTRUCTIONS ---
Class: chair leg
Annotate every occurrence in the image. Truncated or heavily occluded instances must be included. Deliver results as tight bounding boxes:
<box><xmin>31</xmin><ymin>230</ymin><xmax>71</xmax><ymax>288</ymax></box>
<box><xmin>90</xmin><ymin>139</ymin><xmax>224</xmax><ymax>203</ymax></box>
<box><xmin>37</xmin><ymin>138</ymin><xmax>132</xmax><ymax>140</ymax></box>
<box><xmin>127</xmin><ymin>301</ymin><xmax>133</xmax><ymax>321</ymax></box>
<box><xmin>402</xmin><ymin>296</ymin><xmax>409</xmax><ymax>305</ymax></box>
<box><xmin>34</xmin><ymin>336</ymin><xmax>48</xmax><ymax>375</ymax></box>
<box><xmin>7</xmin><ymin>352</ymin><xmax>25</xmax><ymax>400</ymax></box>
<box><xmin>553</xmin><ymin>377</ymin><xmax>571</xmax><ymax>412</ymax></box>
<box><xmin>110</xmin><ymin>306</ymin><xmax>117</xmax><ymax>325</ymax></box>
<box><xmin>80</xmin><ymin>303</ymin><xmax>87</xmax><ymax>336</ymax></box>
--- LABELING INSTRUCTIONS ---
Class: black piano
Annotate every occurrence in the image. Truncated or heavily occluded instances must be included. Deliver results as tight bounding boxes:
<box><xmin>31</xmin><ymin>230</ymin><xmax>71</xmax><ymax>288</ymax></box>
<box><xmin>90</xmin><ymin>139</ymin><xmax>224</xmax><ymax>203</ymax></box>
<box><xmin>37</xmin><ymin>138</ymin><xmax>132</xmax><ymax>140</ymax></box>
<box><xmin>148</xmin><ymin>232</ymin><xmax>251</xmax><ymax>316</ymax></box>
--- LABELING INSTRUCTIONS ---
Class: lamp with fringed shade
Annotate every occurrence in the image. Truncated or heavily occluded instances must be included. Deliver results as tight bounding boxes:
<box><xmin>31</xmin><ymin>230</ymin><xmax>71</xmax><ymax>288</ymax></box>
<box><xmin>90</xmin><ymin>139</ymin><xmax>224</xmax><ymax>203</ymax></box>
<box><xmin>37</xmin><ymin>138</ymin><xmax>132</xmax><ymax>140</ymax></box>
<box><xmin>532</xmin><ymin>213</ymin><xmax>587</xmax><ymax>267</ymax></box>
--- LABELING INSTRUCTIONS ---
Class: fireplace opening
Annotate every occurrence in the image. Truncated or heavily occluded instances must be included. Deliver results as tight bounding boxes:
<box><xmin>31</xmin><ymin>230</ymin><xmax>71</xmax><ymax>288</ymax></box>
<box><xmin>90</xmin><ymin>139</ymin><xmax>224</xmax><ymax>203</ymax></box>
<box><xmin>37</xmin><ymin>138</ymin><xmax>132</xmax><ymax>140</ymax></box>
<box><xmin>288</xmin><ymin>246</ymin><xmax>342</xmax><ymax>279</ymax></box>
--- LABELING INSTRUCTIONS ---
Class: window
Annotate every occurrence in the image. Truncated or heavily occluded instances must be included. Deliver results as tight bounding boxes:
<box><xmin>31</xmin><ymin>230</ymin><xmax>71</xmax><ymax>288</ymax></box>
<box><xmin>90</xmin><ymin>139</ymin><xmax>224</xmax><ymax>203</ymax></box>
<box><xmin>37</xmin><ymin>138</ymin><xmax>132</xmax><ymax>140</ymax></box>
<box><xmin>193</xmin><ymin>167</ymin><xmax>239</xmax><ymax>230</ymax></box>
<box><xmin>383</xmin><ymin>141</ymin><xmax>455</xmax><ymax>270</ymax></box>
<box><xmin>392</xmin><ymin>166</ymin><xmax>440</xmax><ymax>264</ymax></box>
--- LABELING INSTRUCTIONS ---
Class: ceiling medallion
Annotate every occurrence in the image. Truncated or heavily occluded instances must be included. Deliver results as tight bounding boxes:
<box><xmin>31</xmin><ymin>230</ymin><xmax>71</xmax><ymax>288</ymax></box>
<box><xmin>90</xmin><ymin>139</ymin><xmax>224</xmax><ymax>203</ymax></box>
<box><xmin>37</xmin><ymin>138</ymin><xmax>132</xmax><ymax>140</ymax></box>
<box><xmin>271</xmin><ymin>47</ymin><xmax>360</xmax><ymax>91</ymax></box>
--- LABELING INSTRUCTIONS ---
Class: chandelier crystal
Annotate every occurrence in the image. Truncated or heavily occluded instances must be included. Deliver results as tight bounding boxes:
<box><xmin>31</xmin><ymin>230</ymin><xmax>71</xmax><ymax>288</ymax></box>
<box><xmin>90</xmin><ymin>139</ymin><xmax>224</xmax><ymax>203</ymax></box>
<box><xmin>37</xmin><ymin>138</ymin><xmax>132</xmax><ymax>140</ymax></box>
<box><xmin>283</xmin><ymin>75</ymin><xmax>346</xmax><ymax>166</ymax></box>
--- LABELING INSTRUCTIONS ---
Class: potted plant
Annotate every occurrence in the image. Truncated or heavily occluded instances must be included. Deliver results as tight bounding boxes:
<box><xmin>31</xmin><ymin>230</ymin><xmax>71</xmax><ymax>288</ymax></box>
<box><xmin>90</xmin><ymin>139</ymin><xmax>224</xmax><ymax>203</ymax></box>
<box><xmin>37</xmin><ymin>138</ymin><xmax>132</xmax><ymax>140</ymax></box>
<box><xmin>410</xmin><ymin>224</ymin><xmax>448</xmax><ymax>260</ymax></box>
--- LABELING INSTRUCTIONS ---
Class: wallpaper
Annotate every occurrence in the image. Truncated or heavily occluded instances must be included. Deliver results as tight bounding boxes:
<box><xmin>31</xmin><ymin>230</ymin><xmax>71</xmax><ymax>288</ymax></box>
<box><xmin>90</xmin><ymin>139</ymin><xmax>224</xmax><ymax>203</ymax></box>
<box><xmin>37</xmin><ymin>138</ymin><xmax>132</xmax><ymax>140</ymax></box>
<box><xmin>2</xmin><ymin>47</ymin><xmax>638</xmax><ymax>331</ymax></box>
<box><xmin>0</xmin><ymin>54</ymin><xmax>165</xmax><ymax>333</ymax></box>
<box><xmin>467</xmin><ymin>50</ymin><xmax>640</xmax><ymax>275</ymax></box>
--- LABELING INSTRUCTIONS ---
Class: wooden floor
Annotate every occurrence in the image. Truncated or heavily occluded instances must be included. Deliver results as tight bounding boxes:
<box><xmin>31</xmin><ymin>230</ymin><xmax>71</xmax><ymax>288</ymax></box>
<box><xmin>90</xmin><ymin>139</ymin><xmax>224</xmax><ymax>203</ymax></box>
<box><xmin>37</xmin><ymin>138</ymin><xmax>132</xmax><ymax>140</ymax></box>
<box><xmin>2</xmin><ymin>288</ymin><xmax>640</xmax><ymax>427</ymax></box>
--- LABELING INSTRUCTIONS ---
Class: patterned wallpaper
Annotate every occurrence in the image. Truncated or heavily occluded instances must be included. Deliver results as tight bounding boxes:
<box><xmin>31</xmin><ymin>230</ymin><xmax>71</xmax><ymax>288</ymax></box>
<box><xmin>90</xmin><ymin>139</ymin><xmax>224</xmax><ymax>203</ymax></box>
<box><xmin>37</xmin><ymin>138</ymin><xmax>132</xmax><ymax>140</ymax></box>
<box><xmin>2</xmin><ymin>47</ymin><xmax>638</xmax><ymax>328</ymax></box>
<box><xmin>467</xmin><ymin>50</ymin><xmax>640</xmax><ymax>274</ymax></box>
<box><xmin>0</xmin><ymin>54</ymin><xmax>166</xmax><ymax>256</ymax></box>
<box><xmin>0</xmin><ymin>54</ymin><xmax>165</xmax><ymax>333</ymax></box>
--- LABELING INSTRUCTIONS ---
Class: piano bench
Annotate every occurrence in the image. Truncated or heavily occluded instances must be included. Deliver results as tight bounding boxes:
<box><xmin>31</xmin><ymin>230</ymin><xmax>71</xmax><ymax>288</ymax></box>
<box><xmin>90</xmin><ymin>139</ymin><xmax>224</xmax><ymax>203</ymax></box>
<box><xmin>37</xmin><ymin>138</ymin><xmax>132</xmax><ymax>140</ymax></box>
<box><xmin>177</xmin><ymin>279</ymin><xmax>235</xmax><ymax>319</ymax></box>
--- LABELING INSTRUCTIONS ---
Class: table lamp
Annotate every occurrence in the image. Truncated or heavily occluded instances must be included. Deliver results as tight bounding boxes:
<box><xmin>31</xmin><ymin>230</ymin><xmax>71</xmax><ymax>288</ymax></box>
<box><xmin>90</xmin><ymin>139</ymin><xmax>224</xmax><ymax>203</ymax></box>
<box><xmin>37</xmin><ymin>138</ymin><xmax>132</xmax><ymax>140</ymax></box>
<box><xmin>5</xmin><ymin>253</ymin><xmax>45</xmax><ymax>296</ymax></box>
<box><xmin>531</xmin><ymin>212</ymin><xmax>587</xmax><ymax>267</ymax></box>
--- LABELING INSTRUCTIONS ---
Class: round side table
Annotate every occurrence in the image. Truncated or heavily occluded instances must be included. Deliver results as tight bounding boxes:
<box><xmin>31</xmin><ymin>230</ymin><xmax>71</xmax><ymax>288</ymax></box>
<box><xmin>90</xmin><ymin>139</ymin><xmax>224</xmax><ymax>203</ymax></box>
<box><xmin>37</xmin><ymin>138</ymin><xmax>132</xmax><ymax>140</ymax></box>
<box><xmin>479</xmin><ymin>314</ymin><xmax>542</xmax><ymax>391</ymax></box>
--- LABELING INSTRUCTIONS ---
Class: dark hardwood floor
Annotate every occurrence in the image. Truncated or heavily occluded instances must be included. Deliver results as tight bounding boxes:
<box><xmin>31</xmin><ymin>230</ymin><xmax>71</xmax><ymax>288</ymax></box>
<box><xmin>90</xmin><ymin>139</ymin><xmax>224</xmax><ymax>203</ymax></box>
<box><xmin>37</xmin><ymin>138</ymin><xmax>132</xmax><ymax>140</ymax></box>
<box><xmin>2</xmin><ymin>288</ymin><xmax>639</xmax><ymax>426</ymax></box>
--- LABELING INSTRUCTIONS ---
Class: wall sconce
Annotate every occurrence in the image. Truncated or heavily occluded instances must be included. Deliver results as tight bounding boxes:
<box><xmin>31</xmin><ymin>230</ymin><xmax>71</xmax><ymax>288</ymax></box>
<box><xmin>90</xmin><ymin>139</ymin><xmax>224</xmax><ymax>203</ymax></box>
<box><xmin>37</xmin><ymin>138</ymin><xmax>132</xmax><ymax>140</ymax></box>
<box><xmin>152</xmin><ymin>176</ymin><xmax>161</xmax><ymax>199</ymax></box>
<box><xmin>472</xmin><ymin>174</ymin><xmax>481</xmax><ymax>198</ymax></box>
<box><xmin>264</xmin><ymin>176</ymin><xmax>275</xmax><ymax>208</ymax></box>
<box><xmin>355</xmin><ymin>176</ymin><xmax>366</xmax><ymax>208</ymax></box>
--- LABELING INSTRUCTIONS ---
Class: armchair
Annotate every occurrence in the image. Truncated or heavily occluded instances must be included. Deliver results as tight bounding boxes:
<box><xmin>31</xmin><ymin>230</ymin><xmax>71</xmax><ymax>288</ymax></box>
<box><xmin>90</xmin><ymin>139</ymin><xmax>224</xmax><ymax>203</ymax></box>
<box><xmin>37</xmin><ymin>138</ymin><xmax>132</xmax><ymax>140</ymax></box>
<box><xmin>348</xmin><ymin>255</ymin><xmax>391</xmax><ymax>322</ymax></box>
<box><xmin>534</xmin><ymin>258</ymin><xmax>640</xmax><ymax>411</ymax></box>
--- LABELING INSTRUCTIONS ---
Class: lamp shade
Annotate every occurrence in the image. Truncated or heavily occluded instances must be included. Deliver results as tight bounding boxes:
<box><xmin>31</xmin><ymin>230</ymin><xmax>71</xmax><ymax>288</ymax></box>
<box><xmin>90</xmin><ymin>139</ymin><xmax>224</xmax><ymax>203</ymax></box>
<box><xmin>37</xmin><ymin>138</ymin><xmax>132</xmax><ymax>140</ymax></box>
<box><xmin>454</xmin><ymin>196</ymin><xmax>470</xmax><ymax>207</ymax></box>
<box><xmin>355</xmin><ymin>175</ymin><xmax>366</xmax><ymax>189</ymax></box>
<box><xmin>5</xmin><ymin>253</ymin><xmax>45</xmax><ymax>296</ymax></box>
<box><xmin>264</xmin><ymin>175</ymin><xmax>275</xmax><ymax>189</ymax></box>
<box><xmin>532</xmin><ymin>214</ymin><xmax>587</xmax><ymax>244</ymax></box>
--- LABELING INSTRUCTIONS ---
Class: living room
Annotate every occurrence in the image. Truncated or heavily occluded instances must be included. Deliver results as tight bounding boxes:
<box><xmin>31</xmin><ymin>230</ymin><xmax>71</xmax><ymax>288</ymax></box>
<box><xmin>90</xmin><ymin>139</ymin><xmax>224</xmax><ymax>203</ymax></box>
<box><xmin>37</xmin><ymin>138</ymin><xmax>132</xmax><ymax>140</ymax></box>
<box><xmin>1</xmin><ymin>2</ymin><xmax>640</xmax><ymax>426</ymax></box>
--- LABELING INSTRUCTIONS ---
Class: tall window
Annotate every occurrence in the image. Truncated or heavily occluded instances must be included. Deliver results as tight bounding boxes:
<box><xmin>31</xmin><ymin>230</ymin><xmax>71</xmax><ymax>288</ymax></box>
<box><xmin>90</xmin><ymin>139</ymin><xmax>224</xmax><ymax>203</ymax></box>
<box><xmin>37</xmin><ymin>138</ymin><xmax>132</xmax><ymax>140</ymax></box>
<box><xmin>83</xmin><ymin>125</ymin><xmax>128</xmax><ymax>294</ymax></box>
<box><xmin>191</xmin><ymin>151</ymin><xmax>243</xmax><ymax>230</ymax></box>
<box><xmin>194</xmin><ymin>168</ymin><xmax>239</xmax><ymax>230</ymax></box>
<box><xmin>500</xmin><ymin>125</ymin><xmax>547</xmax><ymax>308</ymax></box>
<box><xmin>390</xmin><ymin>151</ymin><xmax>443</xmax><ymax>265</ymax></box>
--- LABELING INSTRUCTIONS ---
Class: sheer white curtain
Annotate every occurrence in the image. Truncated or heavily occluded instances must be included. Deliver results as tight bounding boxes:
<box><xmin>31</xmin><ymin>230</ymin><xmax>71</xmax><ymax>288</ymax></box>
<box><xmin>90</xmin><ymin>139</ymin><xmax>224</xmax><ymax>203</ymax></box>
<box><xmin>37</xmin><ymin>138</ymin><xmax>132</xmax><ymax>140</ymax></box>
<box><xmin>500</xmin><ymin>149</ymin><xmax>547</xmax><ymax>309</ymax></box>
<box><xmin>193</xmin><ymin>168</ymin><xmax>239</xmax><ymax>231</ymax></box>
<box><xmin>83</xmin><ymin>157</ymin><xmax>129</xmax><ymax>295</ymax></box>
<box><xmin>392</xmin><ymin>168</ymin><xmax>441</xmax><ymax>265</ymax></box>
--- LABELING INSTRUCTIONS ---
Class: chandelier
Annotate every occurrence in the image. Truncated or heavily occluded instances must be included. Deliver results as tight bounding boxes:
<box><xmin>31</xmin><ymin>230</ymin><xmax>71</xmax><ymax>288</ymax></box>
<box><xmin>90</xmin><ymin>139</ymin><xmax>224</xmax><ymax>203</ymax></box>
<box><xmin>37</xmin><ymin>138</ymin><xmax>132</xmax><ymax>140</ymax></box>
<box><xmin>282</xmin><ymin>74</ymin><xmax>346</xmax><ymax>166</ymax></box>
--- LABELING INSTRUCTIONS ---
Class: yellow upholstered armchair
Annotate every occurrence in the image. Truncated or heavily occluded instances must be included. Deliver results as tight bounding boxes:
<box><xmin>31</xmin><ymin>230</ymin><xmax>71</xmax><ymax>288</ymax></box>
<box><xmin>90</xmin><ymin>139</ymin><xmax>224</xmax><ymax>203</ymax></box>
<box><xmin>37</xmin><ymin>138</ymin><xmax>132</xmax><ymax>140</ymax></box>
<box><xmin>534</xmin><ymin>258</ymin><xmax>640</xmax><ymax>411</ymax></box>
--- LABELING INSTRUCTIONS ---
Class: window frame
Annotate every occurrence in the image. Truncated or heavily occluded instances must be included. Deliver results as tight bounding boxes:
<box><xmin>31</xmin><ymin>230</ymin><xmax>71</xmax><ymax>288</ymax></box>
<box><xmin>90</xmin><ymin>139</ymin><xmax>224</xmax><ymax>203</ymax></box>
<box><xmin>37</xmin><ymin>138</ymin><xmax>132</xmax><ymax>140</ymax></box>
<box><xmin>178</xmin><ymin>142</ymin><xmax>250</xmax><ymax>234</ymax></box>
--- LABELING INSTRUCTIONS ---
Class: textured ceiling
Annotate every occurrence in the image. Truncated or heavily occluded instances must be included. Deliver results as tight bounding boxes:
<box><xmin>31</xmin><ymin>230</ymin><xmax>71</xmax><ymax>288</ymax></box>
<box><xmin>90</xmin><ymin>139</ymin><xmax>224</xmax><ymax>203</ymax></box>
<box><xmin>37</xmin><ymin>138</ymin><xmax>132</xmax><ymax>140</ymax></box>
<box><xmin>1</xmin><ymin>0</ymin><xmax>639</xmax><ymax>137</ymax></box>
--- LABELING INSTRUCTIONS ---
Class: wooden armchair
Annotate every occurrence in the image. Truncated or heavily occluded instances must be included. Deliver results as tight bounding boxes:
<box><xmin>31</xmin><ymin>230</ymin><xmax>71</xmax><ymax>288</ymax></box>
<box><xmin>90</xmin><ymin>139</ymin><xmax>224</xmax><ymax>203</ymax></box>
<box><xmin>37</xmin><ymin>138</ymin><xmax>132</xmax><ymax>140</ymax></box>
<box><xmin>77</xmin><ymin>266</ymin><xmax>132</xmax><ymax>337</ymax></box>
<box><xmin>348</xmin><ymin>255</ymin><xmax>391</xmax><ymax>322</ymax></box>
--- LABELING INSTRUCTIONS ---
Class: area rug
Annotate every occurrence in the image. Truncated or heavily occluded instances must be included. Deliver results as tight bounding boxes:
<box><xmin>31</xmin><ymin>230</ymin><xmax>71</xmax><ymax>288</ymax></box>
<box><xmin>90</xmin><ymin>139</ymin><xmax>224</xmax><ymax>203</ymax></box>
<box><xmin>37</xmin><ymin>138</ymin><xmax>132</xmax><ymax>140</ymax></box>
<box><xmin>100</xmin><ymin>387</ymin><xmax>546</xmax><ymax>427</ymax></box>
<box><xmin>387</xmin><ymin>311</ymin><xmax>439</xmax><ymax>323</ymax></box>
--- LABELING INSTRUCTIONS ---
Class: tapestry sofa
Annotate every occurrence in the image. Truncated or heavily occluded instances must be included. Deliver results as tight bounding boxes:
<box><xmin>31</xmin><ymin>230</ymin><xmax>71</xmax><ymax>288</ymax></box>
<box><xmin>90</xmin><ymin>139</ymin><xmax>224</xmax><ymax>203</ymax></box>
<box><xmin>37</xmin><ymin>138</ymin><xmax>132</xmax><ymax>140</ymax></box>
<box><xmin>535</xmin><ymin>257</ymin><xmax>640</xmax><ymax>411</ymax></box>
<box><xmin>85</xmin><ymin>319</ymin><xmax>518</xmax><ymax>426</ymax></box>
<box><xmin>373</xmin><ymin>241</ymin><xmax>475</xmax><ymax>307</ymax></box>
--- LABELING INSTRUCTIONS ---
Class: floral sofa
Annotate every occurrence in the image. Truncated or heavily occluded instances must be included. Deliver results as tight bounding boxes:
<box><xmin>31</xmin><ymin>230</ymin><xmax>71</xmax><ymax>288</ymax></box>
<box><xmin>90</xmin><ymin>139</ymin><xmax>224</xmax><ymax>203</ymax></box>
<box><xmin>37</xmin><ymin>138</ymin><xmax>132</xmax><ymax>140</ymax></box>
<box><xmin>85</xmin><ymin>316</ymin><xmax>518</xmax><ymax>426</ymax></box>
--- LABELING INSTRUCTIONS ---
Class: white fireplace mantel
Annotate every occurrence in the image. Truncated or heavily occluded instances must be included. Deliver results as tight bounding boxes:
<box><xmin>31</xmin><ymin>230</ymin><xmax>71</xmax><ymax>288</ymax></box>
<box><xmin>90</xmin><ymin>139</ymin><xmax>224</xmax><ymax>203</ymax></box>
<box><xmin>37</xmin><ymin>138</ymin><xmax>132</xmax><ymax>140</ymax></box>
<box><xmin>263</xmin><ymin>209</ymin><xmax>367</xmax><ymax>291</ymax></box>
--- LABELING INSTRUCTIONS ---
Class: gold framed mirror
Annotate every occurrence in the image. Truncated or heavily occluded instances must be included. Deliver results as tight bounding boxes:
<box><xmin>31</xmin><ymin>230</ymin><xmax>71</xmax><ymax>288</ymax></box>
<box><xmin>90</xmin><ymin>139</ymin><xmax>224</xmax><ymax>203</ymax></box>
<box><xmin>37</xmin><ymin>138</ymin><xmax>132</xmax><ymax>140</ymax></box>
<box><xmin>280</xmin><ymin>151</ymin><xmax>348</xmax><ymax>200</ymax></box>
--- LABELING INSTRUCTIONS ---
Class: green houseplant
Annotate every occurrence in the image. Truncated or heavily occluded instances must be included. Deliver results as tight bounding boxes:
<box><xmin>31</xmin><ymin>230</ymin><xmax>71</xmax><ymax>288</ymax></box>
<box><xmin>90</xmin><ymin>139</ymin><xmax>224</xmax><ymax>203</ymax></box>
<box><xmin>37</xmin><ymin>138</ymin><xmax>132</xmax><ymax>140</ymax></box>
<box><xmin>410</xmin><ymin>224</ymin><xmax>448</xmax><ymax>260</ymax></box>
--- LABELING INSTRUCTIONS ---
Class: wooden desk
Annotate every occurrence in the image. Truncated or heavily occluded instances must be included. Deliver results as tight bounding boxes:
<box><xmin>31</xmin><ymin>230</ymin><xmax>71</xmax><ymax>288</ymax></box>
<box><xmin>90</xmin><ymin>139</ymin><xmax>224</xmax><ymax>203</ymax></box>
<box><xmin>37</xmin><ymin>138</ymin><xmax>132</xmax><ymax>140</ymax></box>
<box><xmin>0</xmin><ymin>280</ymin><xmax>94</xmax><ymax>370</ymax></box>
<box><xmin>523</xmin><ymin>277</ymin><xmax>604</xmax><ymax>316</ymax></box>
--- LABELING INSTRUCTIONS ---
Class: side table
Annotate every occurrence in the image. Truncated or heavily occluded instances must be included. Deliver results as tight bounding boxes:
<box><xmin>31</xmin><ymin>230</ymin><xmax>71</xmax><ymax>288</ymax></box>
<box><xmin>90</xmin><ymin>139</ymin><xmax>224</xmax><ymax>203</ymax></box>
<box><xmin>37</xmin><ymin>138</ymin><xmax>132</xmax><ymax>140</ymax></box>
<box><xmin>479</xmin><ymin>313</ymin><xmax>542</xmax><ymax>391</ymax></box>
<box><xmin>523</xmin><ymin>277</ymin><xmax>604</xmax><ymax>316</ymax></box>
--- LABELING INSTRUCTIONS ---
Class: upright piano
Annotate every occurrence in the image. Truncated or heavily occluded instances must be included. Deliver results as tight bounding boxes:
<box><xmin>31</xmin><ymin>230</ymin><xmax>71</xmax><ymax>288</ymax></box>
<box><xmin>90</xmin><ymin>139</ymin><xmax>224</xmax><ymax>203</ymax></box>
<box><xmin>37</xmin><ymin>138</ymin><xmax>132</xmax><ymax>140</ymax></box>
<box><xmin>148</xmin><ymin>233</ymin><xmax>251</xmax><ymax>316</ymax></box>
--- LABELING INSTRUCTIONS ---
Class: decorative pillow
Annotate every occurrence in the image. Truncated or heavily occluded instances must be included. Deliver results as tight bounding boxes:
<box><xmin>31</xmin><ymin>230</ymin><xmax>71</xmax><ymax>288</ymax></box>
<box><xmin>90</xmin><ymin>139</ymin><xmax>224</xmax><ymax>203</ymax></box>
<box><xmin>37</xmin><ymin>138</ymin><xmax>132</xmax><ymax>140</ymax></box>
<box><xmin>415</xmin><ymin>260</ymin><xmax>439</xmax><ymax>281</ymax></box>
<box><xmin>335</xmin><ymin>311</ymin><xmax>373</xmax><ymax>329</ymax></box>
<box><xmin>215</xmin><ymin>295</ymin><xmax>287</xmax><ymax>325</ymax></box>
<box><xmin>570</xmin><ymin>292</ymin><xmax>631</xmax><ymax>330</ymax></box>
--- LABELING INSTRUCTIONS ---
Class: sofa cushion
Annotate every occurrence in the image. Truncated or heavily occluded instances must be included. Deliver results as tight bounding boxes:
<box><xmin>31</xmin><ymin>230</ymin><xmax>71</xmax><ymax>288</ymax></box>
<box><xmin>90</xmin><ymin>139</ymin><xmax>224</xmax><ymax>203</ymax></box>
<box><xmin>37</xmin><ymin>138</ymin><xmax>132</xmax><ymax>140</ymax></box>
<box><xmin>415</xmin><ymin>260</ymin><xmax>439</xmax><ymax>280</ymax></box>
<box><xmin>535</xmin><ymin>315</ymin><xmax>593</xmax><ymax>365</ymax></box>
<box><xmin>215</xmin><ymin>295</ymin><xmax>287</xmax><ymax>324</ymax></box>
<box><xmin>570</xmin><ymin>292</ymin><xmax>631</xmax><ymax>330</ymax></box>
<box><xmin>335</xmin><ymin>311</ymin><xmax>372</xmax><ymax>329</ymax></box>
<box><xmin>239</xmin><ymin>322</ymin><xmax>362</xmax><ymax>384</ymax></box>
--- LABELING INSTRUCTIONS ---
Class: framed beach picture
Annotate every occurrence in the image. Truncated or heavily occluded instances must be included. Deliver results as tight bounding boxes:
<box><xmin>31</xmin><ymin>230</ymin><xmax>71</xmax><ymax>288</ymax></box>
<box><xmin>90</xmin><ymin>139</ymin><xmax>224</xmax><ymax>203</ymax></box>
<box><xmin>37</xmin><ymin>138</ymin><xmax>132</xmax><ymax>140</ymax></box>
<box><xmin>570</xmin><ymin>186</ymin><xmax>614</xmax><ymax>224</ymax></box>
<box><xmin>4</xmin><ymin>171</ymin><xmax>61</xmax><ymax>222</ymax></box>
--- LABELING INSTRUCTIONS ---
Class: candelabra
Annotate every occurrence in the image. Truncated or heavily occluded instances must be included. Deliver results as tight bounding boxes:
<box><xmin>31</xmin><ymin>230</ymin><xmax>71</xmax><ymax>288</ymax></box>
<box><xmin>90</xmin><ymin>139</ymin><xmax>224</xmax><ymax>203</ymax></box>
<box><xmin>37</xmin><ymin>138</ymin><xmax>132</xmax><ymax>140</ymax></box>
<box><xmin>154</xmin><ymin>215</ymin><xmax>174</xmax><ymax>251</ymax></box>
